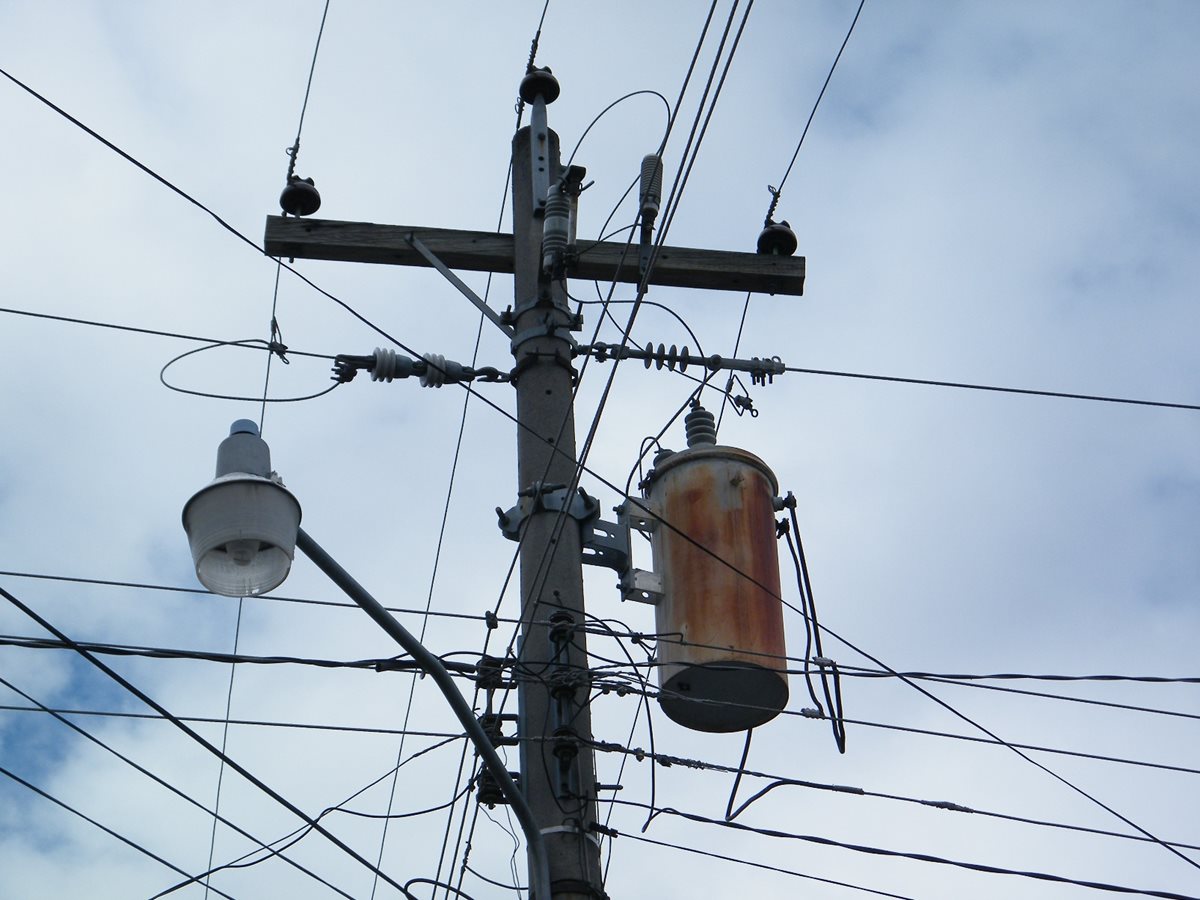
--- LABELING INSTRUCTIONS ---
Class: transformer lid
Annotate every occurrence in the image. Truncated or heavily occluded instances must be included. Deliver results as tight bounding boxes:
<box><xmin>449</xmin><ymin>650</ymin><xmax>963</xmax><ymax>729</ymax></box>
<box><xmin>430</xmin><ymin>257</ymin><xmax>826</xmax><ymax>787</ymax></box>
<box><xmin>643</xmin><ymin>444</ymin><xmax>779</xmax><ymax>495</ymax></box>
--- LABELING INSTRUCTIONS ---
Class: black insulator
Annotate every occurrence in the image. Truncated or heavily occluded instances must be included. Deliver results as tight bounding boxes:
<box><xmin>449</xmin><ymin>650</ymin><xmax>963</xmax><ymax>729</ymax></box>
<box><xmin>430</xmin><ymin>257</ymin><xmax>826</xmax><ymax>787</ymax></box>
<box><xmin>280</xmin><ymin>176</ymin><xmax>321</xmax><ymax>217</ymax></box>
<box><xmin>756</xmin><ymin>220</ymin><xmax>798</xmax><ymax>256</ymax></box>
<box><xmin>519</xmin><ymin>66</ymin><xmax>560</xmax><ymax>104</ymax></box>
<box><xmin>684</xmin><ymin>404</ymin><xmax>718</xmax><ymax>448</ymax></box>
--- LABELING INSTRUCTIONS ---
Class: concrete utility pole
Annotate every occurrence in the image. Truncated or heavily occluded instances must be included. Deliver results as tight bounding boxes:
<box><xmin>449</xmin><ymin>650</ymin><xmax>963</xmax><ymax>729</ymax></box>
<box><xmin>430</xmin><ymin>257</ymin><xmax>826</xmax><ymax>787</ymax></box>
<box><xmin>264</xmin><ymin>68</ymin><xmax>804</xmax><ymax>900</ymax></box>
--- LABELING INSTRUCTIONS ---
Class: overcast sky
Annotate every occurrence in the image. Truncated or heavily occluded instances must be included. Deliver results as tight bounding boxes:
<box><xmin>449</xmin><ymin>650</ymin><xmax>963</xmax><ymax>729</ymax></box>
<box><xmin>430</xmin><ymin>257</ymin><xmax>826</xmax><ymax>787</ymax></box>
<box><xmin>1</xmin><ymin>2</ymin><xmax>1198</xmax><ymax>898</ymax></box>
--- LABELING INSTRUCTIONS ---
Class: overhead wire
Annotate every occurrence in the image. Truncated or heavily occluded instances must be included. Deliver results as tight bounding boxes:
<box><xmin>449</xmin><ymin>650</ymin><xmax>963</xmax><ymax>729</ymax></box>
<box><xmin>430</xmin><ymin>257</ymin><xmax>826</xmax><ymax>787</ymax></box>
<box><xmin>719</xmin><ymin>0</ymin><xmax>866</xmax><ymax>430</ymax></box>
<box><xmin>612</xmin><ymin>800</ymin><xmax>1200</xmax><ymax>900</ymax></box>
<box><xmin>152</xmin><ymin>736</ymin><xmax>462</xmax><ymax>898</ymax></box>
<box><xmin>0</xmin><ymin>673</ymin><xmax>353</xmax><ymax>898</ymax></box>
<box><xmin>0</xmin><ymin>764</ymin><xmax>242</xmax><ymax>900</ymax></box>
<box><xmin>615</xmin><ymin>830</ymin><xmax>916</xmax><ymax>899</ymax></box>
<box><xmin>784</xmin><ymin>362</ymin><xmax>1200</xmax><ymax>412</ymax></box>
<box><xmin>584</xmin><ymin>735</ymin><xmax>1200</xmax><ymax>855</ymax></box>
<box><xmin>0</xmin><ymin>583</ymin><xmax>418</xmax><ymax>896</ymax></box>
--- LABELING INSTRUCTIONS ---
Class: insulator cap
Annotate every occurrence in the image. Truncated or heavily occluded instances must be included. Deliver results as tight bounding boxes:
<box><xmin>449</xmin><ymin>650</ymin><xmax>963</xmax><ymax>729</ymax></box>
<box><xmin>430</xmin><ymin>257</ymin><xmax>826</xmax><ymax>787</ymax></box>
<box><xmin>519</xmin><ymin>66</ymin><xmax>560</xmax><ymax>104</ymax></box>
<box><xmin>280</xmin><ymin>176</ymin><xmax>321</xmax><ymax>217</ymax></box>
<box><xmin>756</xmin><ymin>220</ymin><xmax>798</xmax><ymax>256</ymax></box>
<box><xmin>684</xmin><ymin>404</ymin><xmax>718</xmax><ymax>448</ymax></box>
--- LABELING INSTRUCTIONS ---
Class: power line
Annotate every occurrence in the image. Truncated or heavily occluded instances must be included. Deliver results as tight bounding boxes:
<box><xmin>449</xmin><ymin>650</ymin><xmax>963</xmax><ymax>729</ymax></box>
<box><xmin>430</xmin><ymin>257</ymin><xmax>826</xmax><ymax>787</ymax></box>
<box><xmin>612</xmin><ymin>801</ymin><xmax>1200</xmax><ymax>900</ymax></box>
<box><xmin>0</xmin><ymin>583</ymin><xmax>418</xmax><ymax>896</ymax></box>
<box><xmin>0</xmin><ymin>673</ymin><xmax>356</xmax><ymax>899</ymax></box>
<box><xmin>0</xmin><ymin>569</ymin><xmax>517</xmax><ymax>624</ymax></box>
<box><xmin>0</xmin><ymin>763</ymin><xmax>242</xmax><ymax>900</ymax></box>
<box><xmin>785</xmin><ymin>363</ymin><xmax>1200</xmax><ymax>412</ymax></box>
<box><xmin>0</xmin><ymin>703</ymin><xmax>464</xmax><ymax>739</ymax></box>
<box><xmin>585</xmin><ymin>736</ymin><xmax>1200</xmax><ymax>854</ymax></box>
<box><xmin>0</xmin><ymin>304</ymin><xmax>335</xmax><ymax>360</ymax></box>
<box><xmin>581</xmin><ymin>676</ymin><xmax>1200</xmax><ymax>777</ymax></box>
<box><xmin>764</xmin><ymin>0</ymin><xmax>867</xmax><ymax>221</ymax></box>
<box><xmin>0</xmin><ymin>633</ymin><xmax>477</xmax><ymax>675</ymax></box>
<box><xmin>615</xmin><ymin>830</ymin><xmax>916</xmax><ymax>900</ymax></box>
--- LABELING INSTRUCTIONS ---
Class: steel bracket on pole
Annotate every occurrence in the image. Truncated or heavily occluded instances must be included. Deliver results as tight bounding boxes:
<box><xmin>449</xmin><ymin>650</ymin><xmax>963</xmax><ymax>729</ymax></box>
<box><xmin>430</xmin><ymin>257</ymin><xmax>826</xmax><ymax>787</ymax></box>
<box><xmin>404</xmin><ymin>232</ymin><xmax>515</xmax><ymax>338</ymax></box>
<box><xmin>496</xmin><ymin>485</ymin><xmax>637</xmax><ymax>576</ymax></box>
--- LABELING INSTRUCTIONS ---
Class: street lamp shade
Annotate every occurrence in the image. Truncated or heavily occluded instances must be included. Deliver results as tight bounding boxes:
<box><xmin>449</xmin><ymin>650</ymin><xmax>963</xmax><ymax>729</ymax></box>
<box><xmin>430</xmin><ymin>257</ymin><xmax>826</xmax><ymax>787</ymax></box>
<box><xmin>182</xmin><ymin>420</ymin><xmax>301</xmax><ymax>596</ymax></box>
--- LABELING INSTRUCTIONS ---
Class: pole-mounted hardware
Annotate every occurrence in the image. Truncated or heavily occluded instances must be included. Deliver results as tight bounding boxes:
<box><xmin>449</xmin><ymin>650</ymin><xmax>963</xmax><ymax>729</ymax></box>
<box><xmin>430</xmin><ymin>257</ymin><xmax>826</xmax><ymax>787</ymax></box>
<box><xmin>581</xmin><ymin>341</ymin><xmax>785</xmax><ymax>385</ymax></box>
<box><xmin>495</xmin><ymin>484</ymin><xmax>636</xmax><ymax>577</ymax></box>
<box><xmin>331</xmin><ymin>348</ymin><xmax>509</xmax><ymax>386</ymax></box>
<box><xmin>519</xmin><ymin>66</ymin><xmax>560</xmax><ymax>217</ymax></box>
<box><xmin>404</xmin><ymin>232</ymin><xmax>516</xmax><ymax>337</ymax></box>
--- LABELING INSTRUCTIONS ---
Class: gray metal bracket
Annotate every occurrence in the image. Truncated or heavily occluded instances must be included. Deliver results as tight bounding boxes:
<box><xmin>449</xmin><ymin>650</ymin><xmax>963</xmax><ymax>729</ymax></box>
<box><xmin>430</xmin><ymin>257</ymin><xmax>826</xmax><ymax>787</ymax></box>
<box><xmin>404</xmin><ymin>232</ymin><xmax>515</xmax><ymax>338</ymax></box>
<box><xmin>496</xmin><ymin>483</ymin><xmax>600</xmax><ymax>542</ymax></box>
<box><xmin>497</xmin><ymin>486</ymin><xmax>640</xmax><ymax>578</ymax></box>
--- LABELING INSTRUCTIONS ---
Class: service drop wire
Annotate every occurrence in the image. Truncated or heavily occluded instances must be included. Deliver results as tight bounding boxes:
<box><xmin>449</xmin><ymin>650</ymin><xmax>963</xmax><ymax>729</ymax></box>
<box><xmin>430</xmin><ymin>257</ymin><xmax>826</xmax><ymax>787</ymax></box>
<box><xmin>783</xmin><ymin>503</ymin><xmax>846</xmax><ymax>753</ymax></box>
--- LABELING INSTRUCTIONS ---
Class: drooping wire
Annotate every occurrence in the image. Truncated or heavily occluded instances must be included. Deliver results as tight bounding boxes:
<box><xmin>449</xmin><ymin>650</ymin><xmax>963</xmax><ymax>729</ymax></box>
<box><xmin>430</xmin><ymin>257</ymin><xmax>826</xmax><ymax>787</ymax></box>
<box><xmin>0</xmin><ymin>584</ymin><xmax>418</xmax><ymax>895</ymax></box>
<box><xmin>152</xmin><ymin>738</ymin><xmax>463</xmax><ymax>898</ymax></box>
<box><xmin>614</xmin><ymin>801</ymin><xmax>1200</xmax><ymax>900</ymax></box>
<box><xmin>0</xmin><ymin>674</ymin><xmax>353</xmax><ymax>898</ymax></box>
<box><xmin>0</xmin><ymin>764</ymin><xmax>240</xmax><ymax>900</ymax></box>
<box><xmin>782</xmin><ymin>504</ymin><xmax>846</xmax><ymax>752</ymax></box>
<box><xmin>587</xmin><ymin>735</ymin><xmax>1200</xmax><ymax>854</ymax></box>
<box><xmin>618</xmin><ymin>829</ymin><xmax>916</xmax><ymax>899</ymax></box>
<box><xmin>160</xmin><ymin>339</ymin><xmax>339</xmax><ymax>403</ymax></box>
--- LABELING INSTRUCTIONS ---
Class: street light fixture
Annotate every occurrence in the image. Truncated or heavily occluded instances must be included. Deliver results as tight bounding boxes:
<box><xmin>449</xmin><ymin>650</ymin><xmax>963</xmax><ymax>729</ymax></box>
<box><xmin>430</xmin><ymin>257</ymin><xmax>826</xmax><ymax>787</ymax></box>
<box><xmin>181</xmin><ymin>420</ymin><xmax>551</xmax><ymax>900</ymax></box>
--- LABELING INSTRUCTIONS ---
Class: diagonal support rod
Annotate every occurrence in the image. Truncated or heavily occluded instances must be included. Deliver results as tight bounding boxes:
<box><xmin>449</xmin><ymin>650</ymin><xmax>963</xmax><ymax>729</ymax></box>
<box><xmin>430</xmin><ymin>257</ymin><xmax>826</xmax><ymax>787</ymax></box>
<box><xmin>405</xmin><ymin>232</ymin><xmax>515</xmax><ymax>337</ymax></box>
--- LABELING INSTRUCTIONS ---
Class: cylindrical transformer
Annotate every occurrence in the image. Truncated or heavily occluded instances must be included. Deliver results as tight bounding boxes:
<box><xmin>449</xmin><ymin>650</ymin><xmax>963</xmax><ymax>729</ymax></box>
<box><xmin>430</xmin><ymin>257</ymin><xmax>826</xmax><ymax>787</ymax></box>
<box><xmin>643</xmin><ymin>442</ymin><xmax>788</xmax><ymax>732</ymax></box>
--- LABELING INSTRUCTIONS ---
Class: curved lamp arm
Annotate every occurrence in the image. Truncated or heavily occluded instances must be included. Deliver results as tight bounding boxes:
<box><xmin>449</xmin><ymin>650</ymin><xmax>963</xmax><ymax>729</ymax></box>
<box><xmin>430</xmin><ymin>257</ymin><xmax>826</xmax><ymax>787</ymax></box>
<box><xmin>294</xmin><ymin>528</ymin><xmax>551</xmax><ymax>900</ymax></box>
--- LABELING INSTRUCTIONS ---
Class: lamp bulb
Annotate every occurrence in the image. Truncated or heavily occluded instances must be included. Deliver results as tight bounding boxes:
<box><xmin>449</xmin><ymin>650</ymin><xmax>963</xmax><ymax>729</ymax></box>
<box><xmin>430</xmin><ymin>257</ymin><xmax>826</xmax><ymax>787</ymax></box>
<box><xmin>225</xmin><ymin>539</ymin><xmax>260</xmax><ymax>567</ymax></box>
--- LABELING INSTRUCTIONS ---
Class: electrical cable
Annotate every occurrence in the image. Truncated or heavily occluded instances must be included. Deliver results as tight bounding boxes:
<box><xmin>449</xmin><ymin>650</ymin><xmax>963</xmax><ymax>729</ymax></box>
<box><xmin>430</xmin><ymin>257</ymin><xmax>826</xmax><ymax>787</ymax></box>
<box><xmin>0</xmin><ymin>764</ymin><xmax>241</xmax><ymax>900</ymax></box>
<box><xmin>160</xmin><ymin>340</ymin><xmax>340</xmax><ymax>404</ymax></box>
<box><xmin>613</xmin><ymin>830</ymin><xmax>917</xmax><ymax>900</ymax></box>
<box><xmin>0</xmin><ymin>568</ymin><xmax>523</xmax><ymax>624</ymax></box>
<box><xmin>837</xmin><ymin>667</ymin><xmax>1200</xmax><ymax>722</ymax></box>
<box><xmin>564</xmin><ymin>89</ymin><xmax>671</xmax><ymax>168</ymax></box>
<box><xmin>784</xmin><ymin>363</ymin><xmax>1200</xmax><ymax>412</ymax></box>
<box><xmin>763</xmin><ymin>0</ymin><xmax>866</xmax><ymax>223</ymax></box>
<box><xmin>581</xmin><ymin>675</ymin><xmax>1200</xmax><ymax>777</ymax></box>
<box><xmin>0</xmin><ymin>674</ymin><xmax>354</xmax><ymax>898</ymax></box>
<box><xmin>0</xmin><ymin>304</ymin><xmax>336</xmax><ymax>360</ymax></box>
<box><xmin>585</xmin><ymin>735</ymin><xmax>1200</xmax><ymax>855</ymax></box>
<box><xmin>616</xmin><ymin>801</ymin><xmax>1200</xmax><ymax>900</ymax></box>
<box><xmin>152</xmin><ymin>737</ymin><xmax>462</xmax><ymax>898</ymax></box>
<box><xmin>782</xmin><ymin>506</ymin><xmax>846</xmax><ymax>751</ymax></box>
<box><xmin>0</xmin><ymin>583</ymin><xmax>419</xmax><ymax>896</ymax></box>
<box><xmin>0</xmin><ymin>633</ymin><xmax>477</xmax><ymax>675</ymax></box>
<box><xmin>0</xmin><ymin>703</ymin><xmax>471</xmax><ymax>739</ymax></box>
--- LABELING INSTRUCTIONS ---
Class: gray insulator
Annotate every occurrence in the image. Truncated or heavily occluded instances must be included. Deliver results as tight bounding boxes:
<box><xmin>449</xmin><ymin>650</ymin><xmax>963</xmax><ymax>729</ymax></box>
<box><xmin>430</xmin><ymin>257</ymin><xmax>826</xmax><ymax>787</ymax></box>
<box><xmin>639</xmin><ymin>154</ymin><xmax>663</xmax><ymax>222</ymax></box>
<box><xmin>542</xmin><ymin>186</ymin><xmax>571</xmax><ymax>273</ymax></box>
<box><xmin>421</xmin><ymin>353</ymin><xmax>465</xmax><ymax>388</ymax></box>
<box><xmin>684</xmin><ymin>405</ymin><xmax>717</xmax><ymax>447</ymax></box>
<box><xmin>371</xmin><ymin>348</ymin><xmax>418</xmax><ymax>383</ymax></box>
